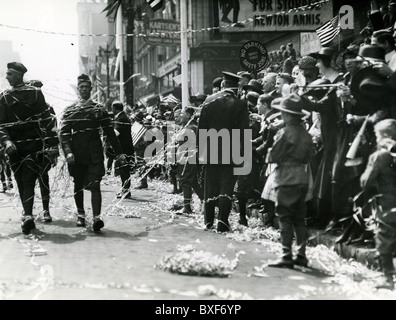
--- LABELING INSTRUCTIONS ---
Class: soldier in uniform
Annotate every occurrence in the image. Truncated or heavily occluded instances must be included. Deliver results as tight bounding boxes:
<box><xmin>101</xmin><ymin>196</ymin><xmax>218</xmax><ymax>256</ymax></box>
<box><xmin>175</xmin><ymin>107</ymin><xmax>203</xmax><ymax>214</ymax></box>
<box><xmin>0</xmin><ymin>62</ymin><xmax>58</xmax><ymax>234</ymax></box>
<box><xmin>60</xmin><ymin>74</ymin><xmax>126</xmax><ymax>231</ymax></box>
<box><xmin>112</xmin><ymin>101</ymin><xmax>135</xmax><ymax>199</ymax></box>
<box><xmin>198</xmin><ymin>71</ymin><xmax>250</xmax><ymax>232</ymax></box>
<box><xmin>28</xmin><ymin>80</ymin><xmax>59</xmax><ymax>223</ymax></box>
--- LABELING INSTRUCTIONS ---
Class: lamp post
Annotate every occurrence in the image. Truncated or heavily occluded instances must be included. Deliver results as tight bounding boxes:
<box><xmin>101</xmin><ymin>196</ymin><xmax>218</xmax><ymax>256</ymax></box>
<box><xmin>99</xmin><ymin>44</ymin><xmax>112</xmax><ymax>100</ymax></box>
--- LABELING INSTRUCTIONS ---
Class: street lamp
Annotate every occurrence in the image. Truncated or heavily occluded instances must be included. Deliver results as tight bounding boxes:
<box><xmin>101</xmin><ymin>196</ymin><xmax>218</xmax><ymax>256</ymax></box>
<box><xmin>99</xmin><ymin>44</ymin><xmax>112</xmax><ymax>99</ymax></box>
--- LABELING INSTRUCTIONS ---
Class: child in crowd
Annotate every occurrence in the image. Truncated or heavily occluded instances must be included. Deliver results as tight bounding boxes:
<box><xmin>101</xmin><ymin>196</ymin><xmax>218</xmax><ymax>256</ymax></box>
<box><xmin>360</xmin><ymin>119</ymin><xmax>396</xmax><ymax>290</ymax></box>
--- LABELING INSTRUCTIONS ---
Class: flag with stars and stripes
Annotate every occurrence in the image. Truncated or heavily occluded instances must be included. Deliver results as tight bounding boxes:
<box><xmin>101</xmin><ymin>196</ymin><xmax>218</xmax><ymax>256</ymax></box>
<box><xmin>316</xmin><ymin>15</ymin><xmax>341</xmax><ymax>46</ymax></box>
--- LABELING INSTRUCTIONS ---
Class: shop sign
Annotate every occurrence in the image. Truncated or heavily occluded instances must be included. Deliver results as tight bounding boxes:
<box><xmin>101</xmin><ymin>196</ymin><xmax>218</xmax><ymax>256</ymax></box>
<box><xmin>145</xmin><ymin>19</ymin><xmax>181</xmax><ymax>46</ymax></box>
<box><xmin>239</xmin><ymin>41</ymin><xmax>268</xmax><ymax>72</ymax></box>
<box><xmin>218</xmin><ymin>0</ymin><xmax>333</xmax><ymax>32</ymax></box>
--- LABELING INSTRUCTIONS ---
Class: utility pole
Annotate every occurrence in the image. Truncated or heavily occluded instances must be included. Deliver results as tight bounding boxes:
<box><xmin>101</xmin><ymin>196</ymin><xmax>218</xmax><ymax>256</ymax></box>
<box><xmin>180</xmin><ymin>0</ymin><xmax>189</xmax><ymax>110</ymax></box>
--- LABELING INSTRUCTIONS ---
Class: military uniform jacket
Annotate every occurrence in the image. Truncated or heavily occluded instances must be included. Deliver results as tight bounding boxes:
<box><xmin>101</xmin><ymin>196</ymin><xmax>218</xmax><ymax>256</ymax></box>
<box><xmin>114</xmin><ymin>111</ymin><xmax>135</xmax><ymax>157</ymax></box>
<box><xmin>60</xmin><ymin>99</ymin><xmax>122</xmax><ymax>165</ymax></box>
<box><xmin>198</xmin><ymin>89</ymin><xmax>250</xmax><ymax>165</ymax></box>
<box><xmin>269</xmin><ymin>120</ymin><xmax>314</xmax><ymax>188</ymax></box>
<box><xmin>0</xmin><ymin>84</ymin><xmax>57</xmax><ymax>157</ymax></box>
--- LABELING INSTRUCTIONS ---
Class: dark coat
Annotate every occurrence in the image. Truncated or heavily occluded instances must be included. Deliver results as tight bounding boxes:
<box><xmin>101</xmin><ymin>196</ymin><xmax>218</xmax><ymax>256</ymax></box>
<box><xmin>0</xmin><ymin>84</ymin><xmax>57</xmax><ymax>158</ymax></box>
<box><xmin>113</xmin><ymin>111</ymin><xmax>135</xmax><ymax>157</ymax></box>
<box><xmin>60</xmin><ymin>99</ymin><xmax>122</xmax><ymax>165</ymax></box>
<box><xmin>197</xmin><ymin>89</ymin><xmax>250</xmax><ymax>165</ymax></box>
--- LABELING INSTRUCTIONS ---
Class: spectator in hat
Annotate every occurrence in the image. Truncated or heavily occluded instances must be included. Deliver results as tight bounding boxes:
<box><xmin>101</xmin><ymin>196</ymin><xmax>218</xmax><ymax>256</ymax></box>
<box><xmin>60</xmin><ymin>74</ymin><xmax>126</xmax><ymax>231</ymax></box>
<box><xmin>198</xmin><ymin>71</ymin><xmax>249</xmax><ymax>232</ymax></box>
<box><xmin>330</xmin><ymin>44</ymin><xmax>393</xmax><ymax>235</ymax></box>
<box><xmin>246</xmin><ymin>91</ymin><xmax>260</xmax><ymax>113</ymax></box>
<box><xmin>0</xmin><ymin>63</ymin><xmax>59</xmax><ymax>234</ymax></box>
<box><xmin>112</xmin><ymin>101</ymin><xmax>135</xmax><ymax>199</ymax></box>
<box><xmin>298</xmin><ymin>56</ymin><xmax>320</xmax><ymax>85</ymax></box>
<box><xmin>310</xmin><ymin>47</ymin><xmax>341</xmax><ymax>83</ymax></box>
<box><xmin>266</xmin><ymin>94</ymin><xmax>314</xmax><ymax>269</ymax></box>
<box><xmin>372</xmin><ymin>29</ymin><xmax>396</xmax><ymax>65</ymax></box>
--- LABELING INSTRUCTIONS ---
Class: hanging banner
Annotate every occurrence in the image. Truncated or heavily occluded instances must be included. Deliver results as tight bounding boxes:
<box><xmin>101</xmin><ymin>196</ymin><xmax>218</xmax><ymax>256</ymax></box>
<box><xmin>218</xmin><ymin>0</ymin><xmax>333</xmax><ymax>32</ymax></box>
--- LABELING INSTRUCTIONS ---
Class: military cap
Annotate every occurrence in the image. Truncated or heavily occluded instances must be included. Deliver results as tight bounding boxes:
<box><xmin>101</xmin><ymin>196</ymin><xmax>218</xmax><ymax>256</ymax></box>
<box><xmin>222</xmin><ymin>71</ymin><xmax>241</xmax><ymax>85</ymax></box>
<box><xmin>77</xmin><ymin>74</ymin><xmax>92</xmax><ymax>86</ymax></box>
<box><xmin>7</xmin><ymin>62</ymin><xmax>27</xmax><ymax>74</ymax></box>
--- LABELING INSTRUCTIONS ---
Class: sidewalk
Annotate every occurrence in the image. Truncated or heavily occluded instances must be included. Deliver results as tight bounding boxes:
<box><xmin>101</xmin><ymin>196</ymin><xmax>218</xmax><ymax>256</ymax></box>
<box><xmin>308</xmin><ymin>228</ymin><xmax>380</xmax><ymax>271</ymax></box>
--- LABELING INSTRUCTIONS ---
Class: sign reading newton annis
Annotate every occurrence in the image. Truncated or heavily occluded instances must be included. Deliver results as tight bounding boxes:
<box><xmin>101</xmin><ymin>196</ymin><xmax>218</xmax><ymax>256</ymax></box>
<box><xmin>145</xmin><ymin>19</ymin><xmax>181</xmax><ymax>46</ymax></box>
<box><xmin>239</xmin><ymin>41</ymin><xmax>268</xmax><ymax>72</ymax></box>
<box><xmin>218</xmin><ymin>0</ymin><xmax>333</xmax><ymax>32</ymax></box>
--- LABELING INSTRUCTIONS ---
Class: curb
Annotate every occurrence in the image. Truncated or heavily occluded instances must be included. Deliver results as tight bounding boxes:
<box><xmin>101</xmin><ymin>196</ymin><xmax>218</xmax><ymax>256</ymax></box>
<box><xmin>308</xmin><ymin>229</ymin><xmax>380</xmax><ymax>270</ymax></box>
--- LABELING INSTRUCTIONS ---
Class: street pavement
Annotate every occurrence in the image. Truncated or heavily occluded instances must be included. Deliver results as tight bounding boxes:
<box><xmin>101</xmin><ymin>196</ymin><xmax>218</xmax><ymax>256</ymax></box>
<box><xmin>1</xmin><ymin>169</ymin><xmax>396</xmax><ymax>301</ymax></box>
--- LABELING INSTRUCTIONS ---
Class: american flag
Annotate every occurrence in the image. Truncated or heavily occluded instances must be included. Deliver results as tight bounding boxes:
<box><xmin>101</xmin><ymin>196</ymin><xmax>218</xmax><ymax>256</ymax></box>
<box><xmin>131</xmin><ymin>121</ymin><xmax>147</xmax><ymax>146</ymax></box>
<box><xmin>146</xmin><ymin>0</ymin><xmax>164</xmax><ymax>12</ymax></box>
<box><xmin>316</xmin><ymin>15</ymin><xmax>341</xmax><ymax>46</ymax></box>
<box><xmin>96</xmin><ymin>74</ymin><xmax>105</xmax><ymax>94</ymax></box>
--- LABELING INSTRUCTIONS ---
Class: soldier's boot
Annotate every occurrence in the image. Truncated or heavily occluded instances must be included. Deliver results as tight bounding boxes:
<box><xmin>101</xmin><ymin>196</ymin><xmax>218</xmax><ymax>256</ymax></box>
<box><xmin>21</xmin><ymin>215</ymin><xmax>36</xmax><ymax>235</ymax></box>
<box><xmin>204</xmin><ymin>200</ymin><xmax>216</xmax><ymax>230</ymax></box>
<box><xmin>217</xmin><ymin>196</ymin><xmax>232</xmax><ymax>232</ymax></box>
<box><xmin>268</xmin><ymin>220</ymin><xmax>294</xmax><ymax>269</ymax></box>
<box><xmin>376</xmin><ymin>255</ymin><xmax>395</xmax><ymax>290</ymax></box>
<box><xmin>237</xmin><ymin>197</ymin><xmax>248</xmax><ymax>227</ymax></box>
<box><xmin>294</xmin><ymin>225</ymin><xmax>309</xmax><ymax>267</ymax></box>
<box><xmin>182</xmin><ymin>187</ymin><xmax>193</xmax><ymax>214</ymax></box>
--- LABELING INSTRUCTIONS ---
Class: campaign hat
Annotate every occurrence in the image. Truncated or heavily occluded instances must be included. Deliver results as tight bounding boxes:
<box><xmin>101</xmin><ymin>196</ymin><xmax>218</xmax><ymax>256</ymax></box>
<box><xmin>7</xmin><ymin>62</ymin><xmax>27</xmax><ymax>74</ymax></box>
<box><xmin>272</xmin><ymin>93</ymin><xmax>309</xmax><ymax>117</ymax></box>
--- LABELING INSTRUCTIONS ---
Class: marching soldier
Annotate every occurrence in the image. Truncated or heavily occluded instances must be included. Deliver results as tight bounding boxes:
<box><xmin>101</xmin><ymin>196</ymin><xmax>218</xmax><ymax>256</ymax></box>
<box><xmin>0</xmin><ymin>62</ymin><xmax>58</xmax><ymax>234</ymax></box>
<box><xmin>60</xmin><ymin>74</ymin><xmax>125</xmax><ymax>231</ymax></box>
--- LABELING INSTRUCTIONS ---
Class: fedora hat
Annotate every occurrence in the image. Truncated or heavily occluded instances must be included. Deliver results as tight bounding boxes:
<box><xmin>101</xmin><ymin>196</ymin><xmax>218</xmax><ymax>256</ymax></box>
<box><xmin>352</xmin><ymin>45</ymin><xmax>386</xmax><ymax>63</ymax></box>
<box><xmin>309</xmin><ymin>47</ymin><xmax>336</xmax><ymax>60</ymax></box>
<box><xmin>351</xmin><ymin>66</ymin><xmax>389</xmax><ymax>100</ymax></box>
<box><xmin>243</xmin><ymin>79</ymin><xmax>264</xmax><ymax>94</ymax></box>
<box><xmin>272</xmin><ymin>93</ymin><xmax>309</xmax><ymax>117</ymax></box>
